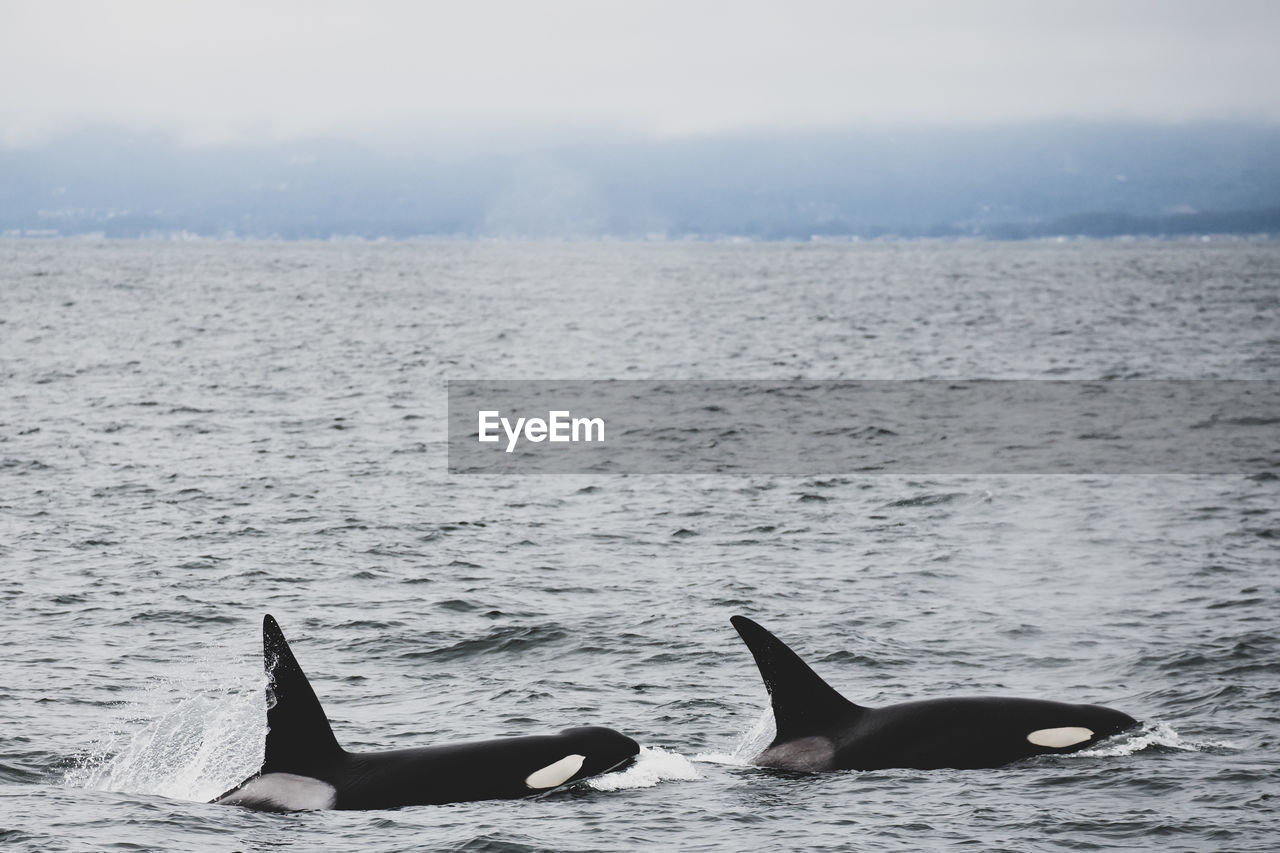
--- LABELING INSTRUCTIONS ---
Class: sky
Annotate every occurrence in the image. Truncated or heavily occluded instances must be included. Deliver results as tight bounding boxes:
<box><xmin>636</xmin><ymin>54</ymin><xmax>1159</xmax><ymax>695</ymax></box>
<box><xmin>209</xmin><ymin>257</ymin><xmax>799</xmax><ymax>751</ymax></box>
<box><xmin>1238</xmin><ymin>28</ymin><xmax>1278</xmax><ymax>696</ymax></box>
<box><xmin>3</xmin><ymin>0</ymin><xmax>1280</xmax><ymax>146</ymax></box>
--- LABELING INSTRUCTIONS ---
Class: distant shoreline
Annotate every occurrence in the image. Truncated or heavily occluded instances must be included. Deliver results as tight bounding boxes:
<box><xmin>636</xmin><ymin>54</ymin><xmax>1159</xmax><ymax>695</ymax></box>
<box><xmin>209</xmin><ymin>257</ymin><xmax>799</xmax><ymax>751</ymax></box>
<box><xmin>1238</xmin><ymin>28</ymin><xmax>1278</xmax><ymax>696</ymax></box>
<box><xmin>5</xmin><ymin>122</ymin><xmax>1278</xmax><ymax>245</ymax></box>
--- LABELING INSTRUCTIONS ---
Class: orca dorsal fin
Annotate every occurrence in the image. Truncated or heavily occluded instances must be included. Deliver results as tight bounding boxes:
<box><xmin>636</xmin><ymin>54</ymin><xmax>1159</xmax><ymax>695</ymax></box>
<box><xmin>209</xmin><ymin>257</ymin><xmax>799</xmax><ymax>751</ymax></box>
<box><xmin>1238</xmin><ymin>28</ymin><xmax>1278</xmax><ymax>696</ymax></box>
<box><xmin>260</xmin><ymin>615</ymin><xmax>343</xmax><ymax>776</ymax></box>
<box><xmin>730</xmin><ymin>615</ymin><xmax>863</xmax><ymax>742</ymax></box>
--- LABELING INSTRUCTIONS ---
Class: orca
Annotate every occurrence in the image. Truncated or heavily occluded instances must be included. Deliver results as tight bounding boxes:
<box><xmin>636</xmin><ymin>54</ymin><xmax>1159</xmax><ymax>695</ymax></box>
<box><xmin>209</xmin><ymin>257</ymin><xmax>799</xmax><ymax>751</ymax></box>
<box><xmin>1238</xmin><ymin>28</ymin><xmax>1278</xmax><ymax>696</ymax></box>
<box><xmin>730</xmin><ymin>615</ymin><xmax>1139</xmax><ymax>772</ymax></box>
<box><xmin>214</xmin><ymin>615</ymin><xmax>640</xmax><ymax>811</ymax></box>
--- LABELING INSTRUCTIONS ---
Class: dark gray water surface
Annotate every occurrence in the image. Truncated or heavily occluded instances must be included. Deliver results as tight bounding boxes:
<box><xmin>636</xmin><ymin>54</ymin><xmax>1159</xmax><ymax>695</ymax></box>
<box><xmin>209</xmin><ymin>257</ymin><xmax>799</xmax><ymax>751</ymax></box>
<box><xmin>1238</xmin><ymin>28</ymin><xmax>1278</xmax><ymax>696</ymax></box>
<box><xmin>2</xmin><ymin>240</ymin><xmax>1277</xmax><ymax>851</ymax></box>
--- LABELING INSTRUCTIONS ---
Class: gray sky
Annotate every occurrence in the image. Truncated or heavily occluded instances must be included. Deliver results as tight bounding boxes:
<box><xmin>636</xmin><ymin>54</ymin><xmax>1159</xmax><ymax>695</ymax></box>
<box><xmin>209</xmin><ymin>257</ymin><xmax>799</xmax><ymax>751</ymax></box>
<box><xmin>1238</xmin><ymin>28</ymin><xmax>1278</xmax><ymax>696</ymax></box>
<box><xmin>3</xmin><ymin>0</ymin><xmax>1279</xmax><ymax>145</ymax></box>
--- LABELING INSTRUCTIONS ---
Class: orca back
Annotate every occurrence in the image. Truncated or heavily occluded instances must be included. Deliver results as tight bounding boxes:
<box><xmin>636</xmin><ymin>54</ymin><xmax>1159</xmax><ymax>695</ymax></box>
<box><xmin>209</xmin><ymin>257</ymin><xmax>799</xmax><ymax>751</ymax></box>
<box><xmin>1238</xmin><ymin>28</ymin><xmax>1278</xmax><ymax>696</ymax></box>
<box><xmin>731</xmin><ymin>615</ymin><xmax>1140</xmax><ymax>773</ymax></box>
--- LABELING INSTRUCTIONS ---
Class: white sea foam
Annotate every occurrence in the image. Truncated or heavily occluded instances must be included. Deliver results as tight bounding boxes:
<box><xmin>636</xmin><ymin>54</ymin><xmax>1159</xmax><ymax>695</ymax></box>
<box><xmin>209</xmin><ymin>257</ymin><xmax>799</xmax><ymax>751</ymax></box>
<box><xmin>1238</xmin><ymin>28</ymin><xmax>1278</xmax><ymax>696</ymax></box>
<box><xmin>1072</xmin><ymin>720</ymin><xmax>1235</xmax><ymax>758</ymax></box>
<box><xmin>586</xmin><ymin>746</ymin><xmax>700</xmax><ymax>791</ymax></box>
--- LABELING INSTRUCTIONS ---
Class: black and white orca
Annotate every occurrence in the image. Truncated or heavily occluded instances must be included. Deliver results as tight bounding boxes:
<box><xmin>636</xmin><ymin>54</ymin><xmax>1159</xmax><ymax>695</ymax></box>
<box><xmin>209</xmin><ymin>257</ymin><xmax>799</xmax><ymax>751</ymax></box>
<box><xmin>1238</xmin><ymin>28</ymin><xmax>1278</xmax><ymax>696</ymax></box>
<box><xmin>214</xmin><ymin>615</ymin><xmax>639</xmax><ymax>811</ymax></box>
<box><xmin>731</xmin><ymin>615</ymin><xmax>1138</xmax><ymax>771</ymax></box>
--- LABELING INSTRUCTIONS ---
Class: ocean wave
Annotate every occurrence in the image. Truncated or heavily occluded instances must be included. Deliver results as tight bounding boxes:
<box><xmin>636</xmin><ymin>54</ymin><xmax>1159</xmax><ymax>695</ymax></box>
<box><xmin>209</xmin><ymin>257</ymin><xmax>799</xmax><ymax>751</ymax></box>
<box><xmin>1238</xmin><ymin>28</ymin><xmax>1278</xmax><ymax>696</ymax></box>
<box><xmin>400</xmin><ymin>625</ymin><xmax>570</xmax><ymax>660</ymax></box>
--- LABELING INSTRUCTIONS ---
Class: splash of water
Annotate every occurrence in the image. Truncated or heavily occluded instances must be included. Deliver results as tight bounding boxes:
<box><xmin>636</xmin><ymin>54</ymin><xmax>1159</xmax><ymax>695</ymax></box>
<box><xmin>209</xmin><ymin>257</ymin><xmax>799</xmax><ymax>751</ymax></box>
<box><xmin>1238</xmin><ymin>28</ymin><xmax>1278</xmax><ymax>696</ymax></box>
<box><xmin>586</xmin><ymin>746</ymin><xmax>700</xmax><ymax>791</ymax></box>
<box><xmin>65</xmin><ymin>661</ymin><xmax>265</xmax><ymax>803</ymax></box>
<box><xmin>695</xmin><ymin>705</ymin><xmax>775</xmax><ymax>766</ymax></box>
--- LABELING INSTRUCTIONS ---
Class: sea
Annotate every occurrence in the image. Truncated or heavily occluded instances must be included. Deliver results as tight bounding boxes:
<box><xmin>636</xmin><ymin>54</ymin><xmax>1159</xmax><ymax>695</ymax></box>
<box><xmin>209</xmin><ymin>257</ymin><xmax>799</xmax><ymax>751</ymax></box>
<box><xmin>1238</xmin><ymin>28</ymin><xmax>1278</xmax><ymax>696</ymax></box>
<box><xmin>1</xmin><ymin>238</ymin><xmax>1277</xmax><ymax>852</ymax></box>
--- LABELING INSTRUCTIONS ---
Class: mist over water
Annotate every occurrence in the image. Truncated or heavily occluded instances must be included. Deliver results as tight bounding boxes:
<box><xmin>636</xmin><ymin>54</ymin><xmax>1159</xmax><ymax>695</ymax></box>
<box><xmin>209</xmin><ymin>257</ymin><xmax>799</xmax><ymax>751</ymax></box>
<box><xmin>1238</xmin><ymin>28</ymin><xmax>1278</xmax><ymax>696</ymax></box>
<box><xmin>2</xmin><ymin>240</ymin><xmax>1277</xmax><ymax>851</ymax></box>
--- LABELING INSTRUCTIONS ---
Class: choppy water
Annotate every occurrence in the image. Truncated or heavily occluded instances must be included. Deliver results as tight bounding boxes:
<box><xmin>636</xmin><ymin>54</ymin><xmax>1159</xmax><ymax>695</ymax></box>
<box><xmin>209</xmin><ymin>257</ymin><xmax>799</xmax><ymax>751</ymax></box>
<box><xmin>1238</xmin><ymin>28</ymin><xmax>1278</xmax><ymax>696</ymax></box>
<box><xmin>2</xmin><ymin>239</ymin><xmax>1277</xmax><ymax>852</ymax></box>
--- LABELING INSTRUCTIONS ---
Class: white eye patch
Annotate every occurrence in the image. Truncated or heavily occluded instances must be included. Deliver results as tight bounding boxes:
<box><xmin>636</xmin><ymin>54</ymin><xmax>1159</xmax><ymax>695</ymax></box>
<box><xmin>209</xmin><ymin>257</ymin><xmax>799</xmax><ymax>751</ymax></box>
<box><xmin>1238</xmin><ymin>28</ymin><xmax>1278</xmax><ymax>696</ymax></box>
<box><xmin>1026</xmin><ymin>726</ymin><xmax>1094</xmax><ymax>748</ymax></box>
<box><xmin>525</xmin><ymin>754</ymin><xmax>586</xmax><ymax>789</ymax></box>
